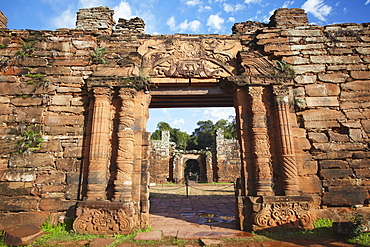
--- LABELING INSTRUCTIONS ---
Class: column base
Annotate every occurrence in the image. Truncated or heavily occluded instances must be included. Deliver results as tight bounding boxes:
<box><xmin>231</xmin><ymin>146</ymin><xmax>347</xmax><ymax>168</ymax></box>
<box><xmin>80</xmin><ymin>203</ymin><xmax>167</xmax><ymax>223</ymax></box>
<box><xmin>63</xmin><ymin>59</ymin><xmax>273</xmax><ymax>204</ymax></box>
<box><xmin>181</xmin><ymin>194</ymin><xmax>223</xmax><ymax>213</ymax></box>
<box><xmin>236</xmin><ymin>195</ymin><xmax>315</xmax><ymax>231</ymax></box>
<box><xmin>73</xmin><ymin>201</ymin><xmax>140</xmax><ymax>235</ymax></box>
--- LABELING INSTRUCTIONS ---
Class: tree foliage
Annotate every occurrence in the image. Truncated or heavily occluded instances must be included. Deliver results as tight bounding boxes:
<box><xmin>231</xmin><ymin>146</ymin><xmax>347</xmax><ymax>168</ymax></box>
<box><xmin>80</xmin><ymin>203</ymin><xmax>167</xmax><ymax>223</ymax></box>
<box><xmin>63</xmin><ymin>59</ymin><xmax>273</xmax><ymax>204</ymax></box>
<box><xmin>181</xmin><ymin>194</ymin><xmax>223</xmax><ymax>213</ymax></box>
<box><xmin>151</xmin><ymin>118</ymin><xmax>236</xmax><ymax>151</ymax></box>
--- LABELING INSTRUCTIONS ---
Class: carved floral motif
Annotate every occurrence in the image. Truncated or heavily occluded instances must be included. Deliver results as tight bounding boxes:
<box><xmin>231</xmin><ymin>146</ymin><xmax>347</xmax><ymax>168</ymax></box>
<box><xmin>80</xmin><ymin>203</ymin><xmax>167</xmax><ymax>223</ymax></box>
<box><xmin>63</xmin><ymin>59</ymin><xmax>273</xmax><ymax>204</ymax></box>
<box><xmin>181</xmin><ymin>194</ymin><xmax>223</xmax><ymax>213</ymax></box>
<box><xmin>73</xmin><ymin>208</ymin><xmax>137</xmax><ymax>235</ymax></box>
<box><xmin>254</xmin><ymin>201</ymin><xmax>313</xmax><ymax>229</ymax></box>
<box><xmin>138</xmin><ymin>39</ymin><xmax>241</xmax><ymax>78</ymax></box>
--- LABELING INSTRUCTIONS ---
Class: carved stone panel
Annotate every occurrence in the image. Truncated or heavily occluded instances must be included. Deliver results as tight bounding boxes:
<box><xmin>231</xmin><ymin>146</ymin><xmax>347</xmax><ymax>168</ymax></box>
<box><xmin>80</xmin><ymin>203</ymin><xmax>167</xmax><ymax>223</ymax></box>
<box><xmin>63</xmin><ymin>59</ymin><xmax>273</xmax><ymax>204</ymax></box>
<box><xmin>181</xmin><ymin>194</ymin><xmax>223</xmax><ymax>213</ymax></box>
<box><xmin>138</xmin><ymin>39</ymin><xmax>241</xmax><ymax>78</ymax></box>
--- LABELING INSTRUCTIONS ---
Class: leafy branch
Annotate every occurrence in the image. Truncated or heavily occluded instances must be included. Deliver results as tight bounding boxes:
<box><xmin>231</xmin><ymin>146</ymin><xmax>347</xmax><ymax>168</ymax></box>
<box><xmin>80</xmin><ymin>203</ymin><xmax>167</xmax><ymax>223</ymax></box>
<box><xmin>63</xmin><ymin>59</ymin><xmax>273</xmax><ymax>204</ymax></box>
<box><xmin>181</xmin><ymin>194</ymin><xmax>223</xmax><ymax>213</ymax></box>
<box><xmin>91</xmin><ymin>47</ymin><xmax>107</xmax><ymax>64</ymax></box>
<box><xmin>15</xmin><ymin>40</ymin><xmax>36</xmax><ymax>58</ymax></box>
<box><xmin>17</xmin><ymin>124</ymin><xmax>44</xmax><ymax>153</ymax></box>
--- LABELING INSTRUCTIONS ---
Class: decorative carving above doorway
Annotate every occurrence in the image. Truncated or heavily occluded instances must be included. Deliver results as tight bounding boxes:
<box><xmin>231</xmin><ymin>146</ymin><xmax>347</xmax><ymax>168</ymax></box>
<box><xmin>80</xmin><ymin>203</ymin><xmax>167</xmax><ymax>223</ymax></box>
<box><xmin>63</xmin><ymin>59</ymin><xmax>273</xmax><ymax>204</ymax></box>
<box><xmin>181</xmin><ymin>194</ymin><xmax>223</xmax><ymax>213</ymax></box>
<box><xmin>138</xmin><ymin>38</ymin><xmax>242</xmax><ymax>78</ymax></box>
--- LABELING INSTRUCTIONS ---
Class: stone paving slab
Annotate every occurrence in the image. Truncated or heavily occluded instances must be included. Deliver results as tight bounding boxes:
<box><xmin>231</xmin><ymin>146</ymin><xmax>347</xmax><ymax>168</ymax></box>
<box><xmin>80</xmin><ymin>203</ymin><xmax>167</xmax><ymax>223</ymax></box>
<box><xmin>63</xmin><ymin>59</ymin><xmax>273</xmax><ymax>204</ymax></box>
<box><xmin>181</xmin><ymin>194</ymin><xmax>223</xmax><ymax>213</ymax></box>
<box><xmin>134</xmin><ymin>230</ymin><xmax>162</xmax><ymax>241</ymax></box>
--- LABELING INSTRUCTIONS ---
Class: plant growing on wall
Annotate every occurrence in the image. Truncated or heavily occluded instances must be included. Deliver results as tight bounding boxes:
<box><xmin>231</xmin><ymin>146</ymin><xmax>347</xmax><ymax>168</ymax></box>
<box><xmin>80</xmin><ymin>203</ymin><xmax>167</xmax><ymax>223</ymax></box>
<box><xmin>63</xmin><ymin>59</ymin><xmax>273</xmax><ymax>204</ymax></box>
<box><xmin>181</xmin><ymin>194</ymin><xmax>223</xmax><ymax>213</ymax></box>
<box><xmin>15</xmin><ymin>40</ymin><xmax>36</xmax><ymax>58</ymax></box>
<box><xmin>17</xmin><ymin>124</ymin><xmax>44</xmax><ymax>153</ymax></box>
<box><xmin>274</xmin><ymin>60</ymin><xmax>295</xmax><ymax>77</ymax></box>
<box><xmin>24</xmin><ymin>73</ymin><xmax>50</xmax><ymax>88</ymax></box>
<box><xmin>91</xmin><ymin>47</ymin><xmax>108</xmax><ymax>64</ymax></box>
<box><xmin>124</xmin><ymin>70</ymin><xmax>151</xmax><ymax>92</ymax></box>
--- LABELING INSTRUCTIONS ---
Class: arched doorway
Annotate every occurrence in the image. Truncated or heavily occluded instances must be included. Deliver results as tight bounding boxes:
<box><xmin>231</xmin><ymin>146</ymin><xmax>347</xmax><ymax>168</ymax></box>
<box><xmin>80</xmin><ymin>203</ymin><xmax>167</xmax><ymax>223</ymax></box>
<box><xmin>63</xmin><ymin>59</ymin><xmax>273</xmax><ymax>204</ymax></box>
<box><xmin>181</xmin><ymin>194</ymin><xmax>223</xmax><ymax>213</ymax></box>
<box><xmin>184</xmin><ymin>159</ymin><xmax>200</xmax><ymax>181</ymax></box>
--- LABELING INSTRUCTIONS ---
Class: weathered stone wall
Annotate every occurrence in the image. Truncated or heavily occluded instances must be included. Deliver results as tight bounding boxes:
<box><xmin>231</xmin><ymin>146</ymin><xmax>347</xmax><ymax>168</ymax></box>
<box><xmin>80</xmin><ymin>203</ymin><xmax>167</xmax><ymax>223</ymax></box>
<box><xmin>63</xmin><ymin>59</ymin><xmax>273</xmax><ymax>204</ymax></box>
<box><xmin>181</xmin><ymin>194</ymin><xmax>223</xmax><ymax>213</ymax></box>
<box><xmin>233</xmin><ymin>9</ymin><xmax>370</xmax><ymax>206</ymax></box>
<box><xmin>0</xmin><ymin>11</ymin><xmax>7</xmax><ymax>29</ymax></box>
<box><xmin>215</xmin><ymin>129</ymin><xmax>240</xmax><ymax>183</ymax></box>
<box><xmin>0</xmin><ymin>6</ymin><xmax>369</xmax><ymax>230</ymax></box>
<box><xmin>149</xmin><ymin>131</ymin><xmax>175</xmax><ymax>184</ymax></box>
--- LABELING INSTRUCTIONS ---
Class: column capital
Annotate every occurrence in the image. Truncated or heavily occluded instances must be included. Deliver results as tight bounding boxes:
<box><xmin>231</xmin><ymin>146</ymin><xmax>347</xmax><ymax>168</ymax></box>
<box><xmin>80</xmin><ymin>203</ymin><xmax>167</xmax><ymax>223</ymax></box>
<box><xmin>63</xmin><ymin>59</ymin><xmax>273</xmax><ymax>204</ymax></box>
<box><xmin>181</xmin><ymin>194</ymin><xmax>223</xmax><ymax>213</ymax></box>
<box><xmin>93</xmin><ymin>87</ymin><xmax>112</xmax><ymax>96</ymax></box>
<box><xmin>119</xmin><ymin>87</ymin><xmax>137</xmax><ymax>99</ymax></box>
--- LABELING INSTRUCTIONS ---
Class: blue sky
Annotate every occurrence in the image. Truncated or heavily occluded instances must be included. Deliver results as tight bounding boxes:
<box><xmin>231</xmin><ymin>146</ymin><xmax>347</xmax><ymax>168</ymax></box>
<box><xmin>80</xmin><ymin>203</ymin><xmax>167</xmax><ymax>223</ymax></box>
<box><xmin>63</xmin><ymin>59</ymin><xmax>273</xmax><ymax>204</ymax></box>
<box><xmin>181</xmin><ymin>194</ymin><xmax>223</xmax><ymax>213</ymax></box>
<box><xmin>1</xmin><ymin>0</ymin><xmax>369</xmax><ymax>134</ymax></box>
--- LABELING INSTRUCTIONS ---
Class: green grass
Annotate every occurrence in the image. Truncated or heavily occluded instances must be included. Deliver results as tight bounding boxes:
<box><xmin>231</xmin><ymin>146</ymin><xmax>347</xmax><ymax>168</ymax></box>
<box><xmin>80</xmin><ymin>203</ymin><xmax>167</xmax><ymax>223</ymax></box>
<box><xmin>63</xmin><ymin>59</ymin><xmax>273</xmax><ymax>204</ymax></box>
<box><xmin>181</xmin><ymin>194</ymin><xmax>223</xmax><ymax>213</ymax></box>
<box><xmin>346</xmin><ymin>232</ymin><xmax>370</xmax><ymax>246</ymax></box>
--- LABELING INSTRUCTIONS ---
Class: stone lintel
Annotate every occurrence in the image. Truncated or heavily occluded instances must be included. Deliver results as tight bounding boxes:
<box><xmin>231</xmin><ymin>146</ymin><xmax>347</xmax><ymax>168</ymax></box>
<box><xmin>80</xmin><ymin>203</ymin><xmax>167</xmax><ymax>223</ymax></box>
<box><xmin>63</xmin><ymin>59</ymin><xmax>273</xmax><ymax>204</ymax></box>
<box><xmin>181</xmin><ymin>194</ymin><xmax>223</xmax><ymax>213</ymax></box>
<box><xmin>226</xmin><ymin>75</ymin><xmax>294</xmax><ymax>86</ymax></box>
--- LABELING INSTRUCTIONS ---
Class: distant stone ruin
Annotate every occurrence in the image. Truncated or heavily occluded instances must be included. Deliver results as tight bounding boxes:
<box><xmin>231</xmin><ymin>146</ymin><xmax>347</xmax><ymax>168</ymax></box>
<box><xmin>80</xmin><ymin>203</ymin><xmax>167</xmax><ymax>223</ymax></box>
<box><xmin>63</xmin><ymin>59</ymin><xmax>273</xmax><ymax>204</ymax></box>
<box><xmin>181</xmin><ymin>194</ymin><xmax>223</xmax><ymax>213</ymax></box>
<box><xmin>0</xmin><ymin>7</ymin><xmax>369</xmax><ymax>233</ymax></box>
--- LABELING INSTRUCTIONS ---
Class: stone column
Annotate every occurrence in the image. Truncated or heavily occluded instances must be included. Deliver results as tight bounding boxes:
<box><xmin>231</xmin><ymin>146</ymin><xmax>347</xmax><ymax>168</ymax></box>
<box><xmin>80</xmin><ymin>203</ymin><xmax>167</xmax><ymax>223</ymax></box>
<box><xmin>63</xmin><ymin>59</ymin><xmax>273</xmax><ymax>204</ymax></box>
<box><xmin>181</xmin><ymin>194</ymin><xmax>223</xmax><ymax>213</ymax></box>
<box><xmin>86</xmin><ymin>87</ymin><xmax>112</xmax><ymax>201</ymax></box>
<box><xmin>273</xmin><ymin>85</ymin><xmax>300</xmax><ymax>196</ymax></box>
<box><xmin>248</xmin><ymin>86</ymin><xmax>274</xmax><ymax>196</ymax></box>
<box><xmin>114</xmin><ymin>88</ymin><xmax>136</xmax><ymax>202</ymax></box>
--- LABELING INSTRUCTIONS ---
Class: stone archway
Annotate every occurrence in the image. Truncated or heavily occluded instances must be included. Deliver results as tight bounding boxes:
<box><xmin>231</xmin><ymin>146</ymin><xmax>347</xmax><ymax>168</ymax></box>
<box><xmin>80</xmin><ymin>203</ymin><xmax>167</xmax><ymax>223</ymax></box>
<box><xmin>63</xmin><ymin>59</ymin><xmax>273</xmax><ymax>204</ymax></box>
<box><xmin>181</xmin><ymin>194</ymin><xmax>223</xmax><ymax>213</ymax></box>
<box><xmin>75</xmin><ymin>35</ymin><xmax>315</xmax><ymax>234</ymax></box>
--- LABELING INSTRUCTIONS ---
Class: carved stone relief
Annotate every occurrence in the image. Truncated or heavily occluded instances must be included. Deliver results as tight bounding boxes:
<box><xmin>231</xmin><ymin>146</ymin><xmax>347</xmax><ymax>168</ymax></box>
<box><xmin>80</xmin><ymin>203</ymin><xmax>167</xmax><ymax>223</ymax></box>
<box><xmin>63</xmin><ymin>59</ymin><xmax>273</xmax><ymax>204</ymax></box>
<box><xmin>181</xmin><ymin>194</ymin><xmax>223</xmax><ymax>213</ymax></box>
<box><xmin>138</xmin><ymin>39</ymin><xmax>242</xmax><ymax>78</ymax></box>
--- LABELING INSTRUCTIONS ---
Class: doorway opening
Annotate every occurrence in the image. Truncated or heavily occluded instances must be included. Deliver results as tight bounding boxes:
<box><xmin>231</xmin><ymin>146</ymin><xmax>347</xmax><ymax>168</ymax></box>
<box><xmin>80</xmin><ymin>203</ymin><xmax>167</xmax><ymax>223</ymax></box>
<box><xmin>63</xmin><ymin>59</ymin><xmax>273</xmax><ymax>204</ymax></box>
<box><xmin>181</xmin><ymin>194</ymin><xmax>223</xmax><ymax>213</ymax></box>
<box><xmin>184</xmin><ymin>159</ymin><xmax>200</xmax><ymax>181</ymax></box>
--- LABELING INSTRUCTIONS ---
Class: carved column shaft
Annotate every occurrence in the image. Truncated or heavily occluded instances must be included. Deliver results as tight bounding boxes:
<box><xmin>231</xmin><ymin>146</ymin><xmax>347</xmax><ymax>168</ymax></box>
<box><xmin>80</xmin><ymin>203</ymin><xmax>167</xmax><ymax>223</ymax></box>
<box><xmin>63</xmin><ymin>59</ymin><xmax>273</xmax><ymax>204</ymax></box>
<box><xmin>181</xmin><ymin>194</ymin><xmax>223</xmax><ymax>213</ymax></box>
<box><xmin>86</xmin><ymin>87</ymin><xmax>112</xmax><ymax>200</ymax></box>
<box><xmin>273</xmin><ymin>85</ymin><xmax>299</xmax><ymax>196</ymax></box>
<box><xmin>248</xmin><ymin>86</ymin><xmax>274</xmax><ymax>196</ymax></box>
<box><xmin>114</xmin><ymin>88</ymin><xmax>136</xmax><ymax>202</ymax></box>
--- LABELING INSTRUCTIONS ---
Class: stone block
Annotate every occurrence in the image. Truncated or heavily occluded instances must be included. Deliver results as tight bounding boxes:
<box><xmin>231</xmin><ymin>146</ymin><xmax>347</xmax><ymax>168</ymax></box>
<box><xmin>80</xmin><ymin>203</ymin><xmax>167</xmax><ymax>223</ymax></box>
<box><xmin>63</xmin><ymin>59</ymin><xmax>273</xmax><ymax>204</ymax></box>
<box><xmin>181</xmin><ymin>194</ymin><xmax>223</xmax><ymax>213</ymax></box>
<box><xmin>38</xmin><ymin>140</ymin><xmax>63</xmax><ymax>152</ymax></box>
<box><xmin>351</xmin><ymin>71</ymin><xmax>370</xmax><ymax>79</ymax></box>
<box><xmin>264</xmin><ymin>44</ymin><xmax>290</xmax><ymax>52</ymax></box>
<box><xmin>308</xmin><ymin>132</ymin><xmax>328</xmax><ymax>143</ymax></box>
<box><xmin>281</xmin><ymin>29</ymin><xmax>322</xmax><ymax>37</ymax></box>
<box><xmin>0</xmin><ymin>139</ymin><xmax>18</xmax><ymax>155</ymax></box>
<box><xmin>323</xmin><ymin>186</ymin><xmax>368</xmax><ymax>206</ymax></box>
<box><xmin>35</xmin><ymin>67</ymin><xmax>71</xmax><ymax>75</ymax></box>
<box><xmin>290</xmin><ymin>44</ymin><xmax>325</xmax><ymax>51</ymax></box>
<box><xmin>304</xmin><ymin>121</ymin><xmax>340</xmax><ymax>129</ymax></box>
<box><xmin>63</xmin><ymin>146</ymin><xmax>83</xmax><ymax>158</ymax></box>
<box><xmin>318</xmin><ymin>73</ymin><xmax>349</xmax><ymax>83</ymax></box>
<box><xmin>3</xmin><ymin>224</ymin><xmax>44</xmax><ymax>246</ymax></box>
<box><xmin>300</xmin><ymin>109</ymin><xmax>345</xmax><ymax>122</ymax></box>
<box><xmin>356</xmin><ymin>47</ymin><xmax>370</xmax><ymax>55</ymax></box>
<box><xmin>350</xmin><ymin>159</ymin><xmax>370</xmax><ymax>169</ymax></box>
<box><xmin>340</xmin><ymin>91</ymin><xmax>370</xmax><ymax>102</ymax></box>
<box><xmin>320</xmin><ymin>160</ymin><xmax>349</xmax><ymax>169</ymax></box>
<box><xmin>353</xmin><ymin>152</ymin><xmax>370</xmax><ymax>159</ymax></box>
<box><xmin>46</xmin><ymin>42</ymin><xmax>72</xmax><ymax>52</ymax></box>
<box><xmin>328</xmin><ymin>48</ymin><xmax>353</xmax><ymax>54</ymax></box>
<box><xmin>9</xmin><ymin>153</ymin><xmax>54</xmax><ymax>168</ymax></box>
<box><xmin>361</xmin><ymin>120</ymin><xmax>370</xmax><ymax>133</ymax></box>
<box><xmin>35</xmin><ymin>171</ymin><xmax>65</xmax><ymax>185</ymax></box>
<box><xmin>305</xmin><ymin>83</ymin><xmax>340</xmax><ymax>97</ymax></box>
<box><xmin>90</xmin><ymin>238</ymin><xmax>116</xmax><ymax>247</ymax></box>
<box><xmin>15</xmin><ymin>107</ymin><xmax>43</xmax><ymax>123</ymax></box>
<box><xmin>2</xmin><ymin>168</ymin><xmax>37</xmax><ymax>182</ymax></box>
<box><xmin>0</xmin><ymin>212</ymin><xmax>49</xmax><ymax>229</ymax></box>
<box><xmin>56</xmin><ymin>158</ymin><xmax>78</xmax><ymax>172</ymax></box>
<box><xmin>344</xmin><ymin>110</ymin><xmax>366</xmax><ymax>120</ymax></box>
<box><xmin>66</xmin><ymin>172</ymin><xmax>80</xmax><ymax>185</ymax></box>
<box><xmin>282</xmin><ymin>56</ymin><xmax>309</xmax><ymax>65</ymax></box>
<box><xmin>0</xmin><ymin>182</ymin><xmax>31</xmax><ymax>196</ymax></box>
<box><xmin>51</xmin><ymin>95</ymin><xmax>73</xmax><ymax>105</ymax></box>
<box><xmin>313</xmin><ymin>151</ymin><xmax>353</xmax><ymax>160</ymax></box>
<box><xmin>18</xmin><ymin>57</ymin><xmax>48</xmax><ymax>67</ymax></box>
<box><xmin>298</xmin><ymin>176</ymin><xmax>322</xmax><ymax>194</ymax></box>
<box><xmin>320</xmin><ymin>169</ymin><xmax>353</xmax><ymax>180</ymax></box>
<box><xmin>0</xmin><ymin>196</ymin><xmax>39</xmax><ymax>211</ymax></box>
<box><xmin>71</xmin><ymin>97</ymin><xmax>84</xmax><ymax>106</ymax></box>
<box><xmin>292</xmin><ymin>64</ymin><xmax>325</xmax><ymax>74</ymax></box>
<box><xmin>313</xmin><ymin>143</ymin><xmax>367</xmax><ymax>152</ymax></box>
<box><xmin>11</xmin><ymin>97</ymin><xmax>43</xmax><ymax>106</ymax></box>
<box><xmin>305</xmin><ymin>97</ymin><xmax>339</xmax><ymax>107</ymax></box>
<box><xmin>56</xmin><ymin>86</ymin><xmax>82</xmax><ymax>93</ymax></box>
<box><xmin>72</xmin><ymin>40</ymin><xmax>96</xmax><ymax>49</ymax></box>
<box><xmin>294</xmin><ymin>137</ymin><xmax>311</xmax><ymax>150</ymax></box>
<box><xmin>341</xmin><ymin>80</ymin><xmax>370</xmax><ymax>91</ymax></box>
<box><xmin>49</xmin><ymin>106</ymin><xmax>84</xmax><ymax>114</ymax></box>
<box><xmin>65</xmin><ymin>185</ymin><xmax>79</xmax><ymax>200</ymax></box>
<box><xmin>40</xmin><ymin>184</ymin><xmax>65</xmax><ymax>193</ymax></box>
<box><xmin>0</xmin><ymin>104</ymin><xmax>12</xmax><ymax>114</ymax></box>
<box><xmin>43</xmin><ymin>126</ymin><xmax>84</xmax><ymax>135</ymax></box>
<box><xmin>51</xmin><ymin>59</ymin><xmax>90</xmax><ymax>66</ymax></box>
<box><xmin>310</xmin><ymin>55</ymin><xmax>361</xmax><ymax>64</ymax></box>
<box><xmin>44</xmin><ymin>115</ymin><xmax>84</xmax><ymax>126</ymax></box>
<box><xmin>39</xmin><ymin>198</ymin><xmax>75</xmax><ymax>211</ymax></box>
<box><xmin>327</xmin><ymin>130</ymin><xmax>350</xmax><ymax>142</ymax></box>
<box><xmin>354</xmin><ymin>169</ymin><xmax>370</xmax><ymax>179</ymax></box>
<box><xmin>298</xmin><ymin>160</ymin><xmax>318</xmax><ymax>176</ymax></box>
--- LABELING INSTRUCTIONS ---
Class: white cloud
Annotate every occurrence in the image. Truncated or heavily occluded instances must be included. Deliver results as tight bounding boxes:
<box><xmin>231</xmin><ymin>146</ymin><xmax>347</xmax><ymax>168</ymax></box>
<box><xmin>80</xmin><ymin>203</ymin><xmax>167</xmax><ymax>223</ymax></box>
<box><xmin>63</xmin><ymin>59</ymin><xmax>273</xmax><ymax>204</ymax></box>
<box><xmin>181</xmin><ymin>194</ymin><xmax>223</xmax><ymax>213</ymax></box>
<box><xmin>244</xmin><ymin>0</ymin><xmax>261</xmax><ymax>4</ymax></box>
<box><xmin>366</xmin><ymin>0</ymin><xmax>370</xmax><ymax>4</ymax></box>
<box><xmin>203</xmin><ymin>108</ymin><xmax>235</xmax><ymax>121</ymax></box>
<box><xmin>186</xmin><ymin>0</ymin><xmax>202</xmax><ymax>6</ymax></box>
<box><xmin>223</xmin><ymin>3</ymin><xmax>245</xmax><ymax>12</ymax></box>
<box><xmin>179</xmin><ymin>20</ymin><xmax>201</xmax><ymax>32</ymax></box>
<box><xmin>207</xmin><ymin>14</ymin><xmax>224</xmax><ymax>31</ymax></box>
<box><xmin>166</xmin><ymin>16</ymin><xmax>177</xmax><ymax>30</ymax></box>
<box><xmin>166</xmin><ymin>16</ymin><xmax>201</xmax><ymax>32</ymax></box>
<box><xmin>79</xmin><ymin>0</ymin><xmax>107</xmax><ymax>8</ymax></box>
<box><xmin>301</xmin><ymin>0</ymin><xmax>332</xmax><ymax>22</ymax></box>
<box><xmin>52</xmin><ymin>9</ymin><xmax>75</xmax><ymax>29</ymax></box>
<box><xmin>172</xmin><ymin>119</ymin><xmax>185</xmax><ymax>128</ymax></box>
<box><xmin>113</xmin><ymin>1</ymin><xmax>133</xmax><ymax>21</ymax></box>
<box><xmin>228</xmin><ymin>17</ymin><xmax>236</xmax><ymax>22</ymax></box>
<box><xmin>282</xmin><ymin>1</ymin><xmax>295</xmax><ymax>8</ymax></box>
<box><xmin>198</xmin><ymin>5</ymin><xmax>212</xmax><ymax>12</ymax></box>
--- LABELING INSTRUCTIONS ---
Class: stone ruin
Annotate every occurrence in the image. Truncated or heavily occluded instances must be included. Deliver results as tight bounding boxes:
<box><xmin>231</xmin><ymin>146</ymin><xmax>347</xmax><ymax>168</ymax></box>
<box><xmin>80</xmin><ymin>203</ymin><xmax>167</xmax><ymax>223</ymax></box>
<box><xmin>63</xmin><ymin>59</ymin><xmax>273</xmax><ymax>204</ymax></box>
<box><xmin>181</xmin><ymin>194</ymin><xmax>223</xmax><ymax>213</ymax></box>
<box><xmin>149</xmin><ymin>129</ymin><xmax>240</xmax><ymax>184</ymax></box>
<box><xmin>0</xmin><ymin>6</ymin><xmax>369</xmax><ymax>233</ymax></box>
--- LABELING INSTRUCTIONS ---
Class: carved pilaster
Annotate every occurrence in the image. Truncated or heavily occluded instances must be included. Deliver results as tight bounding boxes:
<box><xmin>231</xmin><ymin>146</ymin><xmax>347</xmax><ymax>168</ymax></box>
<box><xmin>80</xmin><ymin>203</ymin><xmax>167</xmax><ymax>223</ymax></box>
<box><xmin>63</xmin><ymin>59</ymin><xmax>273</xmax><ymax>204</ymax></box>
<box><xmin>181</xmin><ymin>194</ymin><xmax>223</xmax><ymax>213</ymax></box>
<box><xmin>273</xmin><ymin>85</ymin><xmax>300</xmax><ymax>196</ymax></box>
<box><xmin>114</xmin><ymin>88</ymin><xmax>136</xmax><ymax>202</ymax></box>
<box><xmin>86</xmin><ymin>87</ymin><xmax>112</xmax><ymax>201</ymax></box>
<box><xmin>248</xmin><ymin>86</ymin><xmax>274</xmax><ymax>196</ymax></box>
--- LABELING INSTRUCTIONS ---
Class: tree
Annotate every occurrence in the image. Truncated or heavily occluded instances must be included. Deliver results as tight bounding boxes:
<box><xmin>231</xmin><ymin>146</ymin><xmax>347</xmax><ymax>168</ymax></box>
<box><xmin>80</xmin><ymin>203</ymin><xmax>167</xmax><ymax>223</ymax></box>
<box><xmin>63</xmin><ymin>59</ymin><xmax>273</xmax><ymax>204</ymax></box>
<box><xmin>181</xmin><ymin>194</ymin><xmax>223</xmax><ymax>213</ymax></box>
<box><xmin>150</xmin><ymin>122</ymin><xmax>190</xmax><ymax>151</ymax></box>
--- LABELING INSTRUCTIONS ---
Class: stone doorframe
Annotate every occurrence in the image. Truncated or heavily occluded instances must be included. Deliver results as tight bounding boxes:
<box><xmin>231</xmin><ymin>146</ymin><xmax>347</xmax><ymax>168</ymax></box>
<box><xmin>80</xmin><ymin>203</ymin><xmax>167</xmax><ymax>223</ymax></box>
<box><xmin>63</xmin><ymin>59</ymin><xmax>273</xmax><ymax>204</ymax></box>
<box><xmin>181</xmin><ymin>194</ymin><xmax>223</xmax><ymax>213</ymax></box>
<box><xmin>73</xmin><ymin>39</ymin><xmax>315</xmax><ymax>234</ymax></box>
<box><xmin>172</xmin><ymin>153</ymin><xmax>212</xmax><ymax>183</ymax></box>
